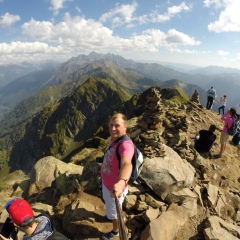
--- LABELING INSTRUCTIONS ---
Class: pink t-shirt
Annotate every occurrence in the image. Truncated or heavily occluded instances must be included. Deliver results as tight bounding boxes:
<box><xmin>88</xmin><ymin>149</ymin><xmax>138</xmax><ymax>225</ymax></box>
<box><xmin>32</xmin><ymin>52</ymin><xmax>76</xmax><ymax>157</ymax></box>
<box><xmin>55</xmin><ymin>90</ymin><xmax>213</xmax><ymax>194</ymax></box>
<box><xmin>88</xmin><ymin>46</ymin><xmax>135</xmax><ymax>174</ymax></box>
<box><xmin>101</xmin><ymin>139</ymin><xmax>134</xmax><ymax>191</ymax></box>
<box><xmin>221</xmin><ymin>112</ymin><xmax>234</xmax><ymax>133</ymax></box>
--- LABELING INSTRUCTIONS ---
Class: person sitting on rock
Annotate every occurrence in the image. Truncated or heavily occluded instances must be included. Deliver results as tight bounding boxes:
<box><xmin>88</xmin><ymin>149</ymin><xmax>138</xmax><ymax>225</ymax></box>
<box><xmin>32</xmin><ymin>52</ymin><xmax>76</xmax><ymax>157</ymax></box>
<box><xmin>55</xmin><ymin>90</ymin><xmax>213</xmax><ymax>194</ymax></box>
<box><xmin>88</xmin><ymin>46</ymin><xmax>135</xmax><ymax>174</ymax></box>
<box><xmin>194</xmin><ymin>124</ymin><xmax>217</xmax><ymax>158</ymax></box>
<box><xmin>0</xmin><ymin>198</ymin><xmax>69</xmax><ymax>240</ymax></box>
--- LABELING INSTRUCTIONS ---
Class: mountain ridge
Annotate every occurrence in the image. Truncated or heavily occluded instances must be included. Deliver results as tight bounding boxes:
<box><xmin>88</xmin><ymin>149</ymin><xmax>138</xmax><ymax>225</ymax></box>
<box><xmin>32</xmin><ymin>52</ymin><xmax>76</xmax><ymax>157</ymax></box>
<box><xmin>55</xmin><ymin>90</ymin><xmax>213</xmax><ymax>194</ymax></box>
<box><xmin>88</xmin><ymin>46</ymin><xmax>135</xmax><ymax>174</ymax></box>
<box><xmin>1</xmin><ymin>53</ymin><xmax>240</xmax><ymax>120</ymax></box>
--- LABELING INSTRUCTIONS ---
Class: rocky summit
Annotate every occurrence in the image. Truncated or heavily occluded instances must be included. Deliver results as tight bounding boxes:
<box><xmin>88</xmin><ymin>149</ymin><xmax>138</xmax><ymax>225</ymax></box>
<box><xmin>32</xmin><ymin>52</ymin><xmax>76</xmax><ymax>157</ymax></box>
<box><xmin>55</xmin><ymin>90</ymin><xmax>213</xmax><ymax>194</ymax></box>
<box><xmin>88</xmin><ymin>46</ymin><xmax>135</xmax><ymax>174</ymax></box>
<box><xmin>0</xmin><ymin>87</ymin><xmax>240</xmax><ymax>240</ymax></box>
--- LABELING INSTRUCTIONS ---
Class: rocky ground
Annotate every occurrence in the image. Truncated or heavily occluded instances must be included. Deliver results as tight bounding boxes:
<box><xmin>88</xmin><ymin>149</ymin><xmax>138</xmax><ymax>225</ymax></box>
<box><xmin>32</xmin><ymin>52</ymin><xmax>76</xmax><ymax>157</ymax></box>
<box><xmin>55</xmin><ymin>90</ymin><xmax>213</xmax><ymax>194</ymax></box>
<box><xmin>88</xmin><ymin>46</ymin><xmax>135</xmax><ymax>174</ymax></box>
<box><xmin>1</xmin><ymin>92</ymin><xmax>240</xmax><ymax>240</ymax></box>
<box><xmin>67</xmin><ymin>103</ymin><xmax>240</xmax><ymax>240</ymax></box>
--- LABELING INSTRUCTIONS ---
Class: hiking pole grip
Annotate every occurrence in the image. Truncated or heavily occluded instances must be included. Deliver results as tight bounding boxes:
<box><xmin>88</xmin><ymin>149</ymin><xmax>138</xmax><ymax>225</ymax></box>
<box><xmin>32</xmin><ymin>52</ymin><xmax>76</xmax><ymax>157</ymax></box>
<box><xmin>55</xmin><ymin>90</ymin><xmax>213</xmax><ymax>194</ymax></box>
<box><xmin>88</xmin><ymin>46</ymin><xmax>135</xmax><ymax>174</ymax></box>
<box><xmin>114</xmin><ymin>192</ymin><xmax>128</xmax><ymax>240</ymax></box>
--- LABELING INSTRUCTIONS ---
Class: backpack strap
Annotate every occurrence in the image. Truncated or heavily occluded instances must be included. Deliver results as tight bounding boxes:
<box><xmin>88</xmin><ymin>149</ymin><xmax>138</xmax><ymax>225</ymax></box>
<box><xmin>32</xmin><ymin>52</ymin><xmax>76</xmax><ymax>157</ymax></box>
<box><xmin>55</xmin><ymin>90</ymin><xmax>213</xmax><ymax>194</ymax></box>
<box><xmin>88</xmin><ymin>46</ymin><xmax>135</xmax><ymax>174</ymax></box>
<box><xmin>227</xmin><ymin>117</ymin><xmax>234</xmax><ymax>129</ymax></box>
<box><xmin>115</xmin><ymin>135</ymin><xmax>132</xmax><ymax>169</ymax></box>
<box><xmin>104</xmin><ymin>136</ymin><xmax>125</xmax><ymax>154</ymax></box>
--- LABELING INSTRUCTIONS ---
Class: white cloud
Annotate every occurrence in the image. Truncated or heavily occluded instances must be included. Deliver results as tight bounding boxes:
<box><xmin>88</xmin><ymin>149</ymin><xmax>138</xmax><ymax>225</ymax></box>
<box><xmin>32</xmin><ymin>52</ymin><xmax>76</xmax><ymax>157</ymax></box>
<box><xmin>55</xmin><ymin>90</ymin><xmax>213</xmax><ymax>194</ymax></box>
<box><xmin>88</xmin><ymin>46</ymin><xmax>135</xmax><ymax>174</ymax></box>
<box><xmin>99</xmin><ymin>1</ymin><xmax>138</xmax><ymax>28</ymax></box>
<box><xmin>165</xmin><ymin>29</ymin><xmax>201</xmax><ymax>46</ymax></box>
<box><xmin>169</xmin><ymin>48</ymin><xmax>197</xmax><ymax>54</ymax></box>
<box><xmin>206</xmin><ymin>0</ymin><xmax>240</xmax><ymax>32</ymax></box>
<box><xmin>0</xmin><ymin>41</ymin><xmax>60</xmax><ymax>54</ymax></box>
<box><xmin>99</xmin><ymin>2</ymin><xmax>191</xmax><ymax>28</ymax></box>
<box><xmin>150</xmin><ymin>2</ymin><xmax>191</xmax><ymax>22</ymax></box>
<box><xmin>0</xmin><ymin>41</ymin><xmax>65</xmax><ymax>64</ymax></box>
<box><xmin>0</xmin><ymin>11</ymin><xmax>201</xmax><ymax>64</ymax></box>
<box><xmin>235</xmin><ymin>53</ymin><xmax>240</xmax><ymax>62</ymax></box>
<box><xmin>129</xmin><ymin>28</ymin><xmax>200</xmax><ymax>53</ymax></box>
<box><xmin>217</xmin><ymin>50</ymin><xmax>229</xmax><ymax>56</ymax></box>
<box><xmin>49</xmin><ymin>0</ymin><xmax>71</xmax><ymax>15</ymax></box>
<box><xmin>203</xmin><ymin>0</ymin><xmax>224</xmax><ymax>8</ymax></box>
<box><xmin>75</xmin><ymin>6</ymin><xmax>81</xmax><ymax>13</ymax></box>
<box><xmin>0</xmin><ymin>12</ymin><xmax>20</xmax><ymax>28</ymax></box>
<box><xmin>22</xmin><ymin>13</ymin><xmax>114</xmax><ymax>47</ymax></box>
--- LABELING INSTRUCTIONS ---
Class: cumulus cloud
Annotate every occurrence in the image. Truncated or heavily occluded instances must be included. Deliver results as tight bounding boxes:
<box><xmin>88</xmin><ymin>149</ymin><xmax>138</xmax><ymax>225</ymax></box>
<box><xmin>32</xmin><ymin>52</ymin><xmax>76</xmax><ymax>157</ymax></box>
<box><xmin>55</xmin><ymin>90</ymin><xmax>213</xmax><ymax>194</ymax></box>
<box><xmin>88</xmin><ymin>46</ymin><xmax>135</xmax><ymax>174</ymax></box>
<box><xmin>150</xmin><ymin>2</ymin><xmax>191</xmax><ymax>22</ymax></box>
<box><xmin>165</xmin><ymin>29</ymin><xmax>201</xmax><ymax>46</ymax></box>
<box><xmin>203</xmin><ymin>0</ymin><xmax>224</xmax><ymax>9</ymax></box>
<box><xmin>218</xmin><ymin>50</ymin><xmax>230</xmax><ymax>56</ymax></box>
<box><xmin>99</xmin><ymin>1</ymin><xmax>191</xmax><ymax>28</ymax></box>
<box><xmin>206</xmin><ymin>0</ymin><xmax>240</xmax><ymax>32</ymax></box>
<box><xmin>99</xmin><ymin>1</ymin><xmax>138</xmax><ymax>28</ymax></box>
<box><xmin>0</xmin><ymin>41</ymin><xmax>66</xmax><ymax>64</ymax></box>
<box><xmin>0</xmin><ymin>1</ymin><xmax>201</xmax><ymax>65</ymax></box>
<box><xmin>22</xmin><ymin>13</ymin><xmax>114</xmax><ymax>47</ymax></box>
<box><xmin>0</xmin><ymin>12</ymin><xmax>20</xmax><ymax>28</ymax></box>
<box><xmin>49</xmin><ymin>0</ymin><xmax>71</xmax><ymax>15</ymax></box>
<box><xmin>0</xmin><ymin>41</ymin><xmax>60</xmax><ymax>54</ymax></box>
<box><xmin>128</xmin><ymin>28</ymin><xmax>200</xmax><ymax>53</ymax></box>
<box><xmin>0</xmin><ymin>11</ymin><xmax>201</xmax><ymax>64</ymax></box>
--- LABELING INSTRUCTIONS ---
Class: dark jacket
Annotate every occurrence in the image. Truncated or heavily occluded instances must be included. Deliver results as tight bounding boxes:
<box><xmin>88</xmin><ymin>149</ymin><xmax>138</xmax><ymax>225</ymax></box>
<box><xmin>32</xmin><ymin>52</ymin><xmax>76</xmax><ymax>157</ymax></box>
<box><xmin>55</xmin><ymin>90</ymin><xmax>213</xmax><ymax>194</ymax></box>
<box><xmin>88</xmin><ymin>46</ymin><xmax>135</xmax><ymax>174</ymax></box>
<box><xmin>23</xmin><ymin>216</ymin><xmax>69</xmax><ymax>240</ymax></box>
<box><xmin>194</xmin><ymin>130</ymin><xmax>216</xmax><ymax>152</ymax></box>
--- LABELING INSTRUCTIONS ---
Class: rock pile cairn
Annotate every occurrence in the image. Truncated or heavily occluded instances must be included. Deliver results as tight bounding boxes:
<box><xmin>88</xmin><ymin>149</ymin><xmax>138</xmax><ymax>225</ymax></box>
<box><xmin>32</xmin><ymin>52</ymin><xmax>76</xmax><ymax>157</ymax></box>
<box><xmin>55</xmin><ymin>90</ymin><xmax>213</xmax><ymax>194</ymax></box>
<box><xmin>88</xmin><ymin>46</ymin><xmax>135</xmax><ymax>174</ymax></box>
<box><xmin>191</xmin><ymin>89</ymin><xmax>200</xmax><ymax>104</ymax></box>
<box><xmin>135</xmin><ymin>88</ymin><xmax>165</xmax><ymax>158</ymax></box>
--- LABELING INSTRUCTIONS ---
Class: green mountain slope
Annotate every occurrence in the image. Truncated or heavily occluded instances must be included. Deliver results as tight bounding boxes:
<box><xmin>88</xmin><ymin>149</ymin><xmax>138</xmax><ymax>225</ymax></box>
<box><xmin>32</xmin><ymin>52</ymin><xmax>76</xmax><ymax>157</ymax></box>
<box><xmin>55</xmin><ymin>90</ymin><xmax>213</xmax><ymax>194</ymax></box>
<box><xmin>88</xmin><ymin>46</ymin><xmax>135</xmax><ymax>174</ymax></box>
<box><xmin>0</xmin><ymin>78</ymin><xmax>190</xmax><ymax>177</ymax></box>
<box><xmin>5</xmin><ymin>77</ymin><xmax>133</xmax><ymax>173</ymax></box>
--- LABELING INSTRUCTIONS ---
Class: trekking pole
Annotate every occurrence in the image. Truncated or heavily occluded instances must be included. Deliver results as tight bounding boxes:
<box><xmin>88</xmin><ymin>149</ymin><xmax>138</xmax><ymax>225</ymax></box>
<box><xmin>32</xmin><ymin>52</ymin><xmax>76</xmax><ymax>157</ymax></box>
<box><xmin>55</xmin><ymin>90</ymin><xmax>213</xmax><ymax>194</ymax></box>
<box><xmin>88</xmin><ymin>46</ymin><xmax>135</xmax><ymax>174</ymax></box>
<box><xmin>114</xmin><ymin>192</ymin><xmax>128</xmax><ymax>240</ymax></box>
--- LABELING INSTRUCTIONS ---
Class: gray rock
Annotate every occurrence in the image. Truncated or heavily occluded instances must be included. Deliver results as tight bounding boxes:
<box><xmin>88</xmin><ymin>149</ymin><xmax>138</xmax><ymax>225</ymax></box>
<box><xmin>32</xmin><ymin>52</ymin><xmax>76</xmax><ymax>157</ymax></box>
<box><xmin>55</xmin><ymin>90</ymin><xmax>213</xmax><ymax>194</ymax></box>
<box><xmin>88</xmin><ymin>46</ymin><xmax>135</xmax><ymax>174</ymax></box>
<box><xmin>28</xmin><ymin>156</ymin><xmax>84</xmax><ymax>196</ymax></box>
<box><xmin>204</xmin><ymin>216</ymin><xmax>240</xmax><ymax>240</ymax></box>
<box><xmin>140</xmin><ymin>144</ymin><xmax>195</xmax><ymax>200</ymax></box>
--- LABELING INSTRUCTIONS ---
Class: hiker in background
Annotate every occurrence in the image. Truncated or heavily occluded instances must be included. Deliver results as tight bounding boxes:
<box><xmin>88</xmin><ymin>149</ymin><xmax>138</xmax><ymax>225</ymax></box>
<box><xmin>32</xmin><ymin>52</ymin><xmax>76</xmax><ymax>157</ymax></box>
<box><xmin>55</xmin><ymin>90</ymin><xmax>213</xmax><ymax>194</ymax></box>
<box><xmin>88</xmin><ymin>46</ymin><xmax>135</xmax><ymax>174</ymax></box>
<box><xmin>232</xmin><ymin>128</ymin><xmax>240</xmax><ymax>146</ymax></box>
<box><xmin>235</xmin><ymin>103</ymin><xmax>240</xmax><ymax>120</ymax></box>
<box><xmin>100</xmin><ymin>113</ymin><xmax>134</xmax><ymax>240</ymax></box>
<box><xmin>206</xmin><ymin>86</ymin><xmax>217</xmax><ymax>110</ymax></box>
<box><xmin>218</xmin><ymin>95</ymin><xmax>227</xmax><ymax>115</ymax></box>
<box><xmin>0</xmin><ymin>198</ymin><xmax>69</xmax><ymax>240</ymax></box>
<box><xmin>214</xmin><ymin>108</ymin><xmax>238</xmax><ymax>158</ymax></box>
<box><xmin>194</xmin><ymin>124</ymin><xmax>217</xmax><ymax>158</ymax></box>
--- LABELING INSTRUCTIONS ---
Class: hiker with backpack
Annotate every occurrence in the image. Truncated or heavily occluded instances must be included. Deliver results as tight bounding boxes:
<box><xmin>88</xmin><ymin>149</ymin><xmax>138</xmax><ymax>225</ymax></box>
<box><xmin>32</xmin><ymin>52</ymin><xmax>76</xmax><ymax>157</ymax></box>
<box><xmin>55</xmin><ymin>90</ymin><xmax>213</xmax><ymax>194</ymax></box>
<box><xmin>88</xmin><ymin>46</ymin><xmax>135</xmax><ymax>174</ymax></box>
<box><xmin>214</xmin><ymin>108</ymin><xmax>238</xmax><ymax>158</ymax></box>
<box><xmin>100</xmin><ymin>113</ymin><xmax>134</xmax><ymax>240</ymax></box>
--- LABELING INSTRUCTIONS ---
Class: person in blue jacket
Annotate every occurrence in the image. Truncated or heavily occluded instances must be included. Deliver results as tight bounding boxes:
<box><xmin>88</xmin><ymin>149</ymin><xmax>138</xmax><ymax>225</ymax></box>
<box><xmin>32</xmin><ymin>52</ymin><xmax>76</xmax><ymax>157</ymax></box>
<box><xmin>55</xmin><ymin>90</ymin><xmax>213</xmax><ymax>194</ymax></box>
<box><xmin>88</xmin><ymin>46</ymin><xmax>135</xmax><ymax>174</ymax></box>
<box><xmin>206</xmin><ymin>86</ymin><xmax>216</xmax><ymax>110</ymax></box>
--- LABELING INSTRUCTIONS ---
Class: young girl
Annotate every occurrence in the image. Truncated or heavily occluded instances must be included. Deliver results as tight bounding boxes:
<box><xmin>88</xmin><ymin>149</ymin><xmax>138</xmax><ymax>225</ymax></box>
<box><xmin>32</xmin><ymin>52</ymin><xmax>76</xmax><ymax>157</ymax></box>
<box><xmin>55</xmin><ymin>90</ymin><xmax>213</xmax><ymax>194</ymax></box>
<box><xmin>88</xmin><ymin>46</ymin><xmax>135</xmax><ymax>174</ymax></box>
<box><xmin>215</xmin><ymin>108</ymin><xmax>237</xmax><ymax>158</ymax></box>
<box><xmin>218</xmin><ymin>95</ymin><xmax>227</xmax><ymax>115</ymax></box>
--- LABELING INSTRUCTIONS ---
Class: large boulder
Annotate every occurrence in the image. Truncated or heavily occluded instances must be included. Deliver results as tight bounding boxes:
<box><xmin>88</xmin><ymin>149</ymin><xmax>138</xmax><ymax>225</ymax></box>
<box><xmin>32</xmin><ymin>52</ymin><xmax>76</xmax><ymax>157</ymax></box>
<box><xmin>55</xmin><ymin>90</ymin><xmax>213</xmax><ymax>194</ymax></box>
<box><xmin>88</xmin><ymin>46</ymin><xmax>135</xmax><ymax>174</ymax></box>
<box><xmin>140</xmin><ymin>200</ymin><xmax>197</xmax><ymax>240</ymax></box>
<box><xmin>140</xmin><ymin>144</ymin><xmax>195</xmax><ymax>200</ymax></box>
<box><xmin>62</xmin><ymin>199</ymin><xmax>99</xmax><ymax>237</ymax></box>
<box><xmin>28</xmin><ymin>156</ymin><xmax>84</xmax><ymax>196</ymax></box>
<box><xmin>204</xmin><ymin>216</ymin><xmax>240</xmax><ymax>240</ymax></box>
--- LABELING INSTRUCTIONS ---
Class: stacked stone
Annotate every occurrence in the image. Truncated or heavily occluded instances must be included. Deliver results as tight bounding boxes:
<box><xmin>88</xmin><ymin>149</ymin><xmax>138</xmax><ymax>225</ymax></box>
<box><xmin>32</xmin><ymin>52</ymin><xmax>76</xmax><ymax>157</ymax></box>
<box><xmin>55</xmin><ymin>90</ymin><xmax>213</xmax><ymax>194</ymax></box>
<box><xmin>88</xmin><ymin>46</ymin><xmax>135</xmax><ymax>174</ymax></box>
<box><xmin>135</xmin><ymin>88</ymin><xmax>165</xmax><ymax>158</ymax></box>
<box><xmin>191</xmin><ymin>90</ymin><xmax>200</xmax><ymax>104</ymax></box>
<box><xmin>138</xmin><ymin>88</ymin><xmax>163</xmax><ymax>130</ymax></box>
<box><xmin>173</xmin><ymin>136</ymin><xmax>192</xmax><ymax>160</ymax></box>
<box><xmin>174</xmin><ymin>115</ymin><xmax>188</xmax><ymax>132</ymax></box>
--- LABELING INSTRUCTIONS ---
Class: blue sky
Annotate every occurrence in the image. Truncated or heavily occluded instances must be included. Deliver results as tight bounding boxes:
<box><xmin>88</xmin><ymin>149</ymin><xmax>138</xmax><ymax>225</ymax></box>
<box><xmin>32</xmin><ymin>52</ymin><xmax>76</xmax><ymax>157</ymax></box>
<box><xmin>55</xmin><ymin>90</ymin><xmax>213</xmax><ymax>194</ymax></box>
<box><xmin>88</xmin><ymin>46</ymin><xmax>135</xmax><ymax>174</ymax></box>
<box><xmin>0</xmin><ymin>0</ymin><xmax>240</xmax><ymax>68</ymax></box>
